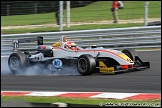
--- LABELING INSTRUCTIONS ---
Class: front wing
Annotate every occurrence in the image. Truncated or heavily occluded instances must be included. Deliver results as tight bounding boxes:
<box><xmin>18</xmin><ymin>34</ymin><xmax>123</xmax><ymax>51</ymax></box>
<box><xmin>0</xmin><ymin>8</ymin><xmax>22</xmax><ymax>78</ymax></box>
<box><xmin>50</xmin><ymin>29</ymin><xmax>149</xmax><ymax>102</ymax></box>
<box><xmin>97</xmin><ymin>56</ymin><xmax>150</xmax><ymax>74</ymax></box>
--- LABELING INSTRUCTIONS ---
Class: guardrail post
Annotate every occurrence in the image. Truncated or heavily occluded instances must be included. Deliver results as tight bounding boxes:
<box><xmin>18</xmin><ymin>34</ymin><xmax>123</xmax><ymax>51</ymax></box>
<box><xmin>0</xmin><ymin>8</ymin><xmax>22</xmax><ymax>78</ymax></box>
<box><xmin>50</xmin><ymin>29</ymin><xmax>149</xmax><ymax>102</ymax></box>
<box><xmin>7</xmin><ymin>5</ymin><xmax>10</xmax><ymax>16</ymax></box>
<box><xmin>59</xmin><ymin>1</ymin><xmax>63</xmax><ymax>31</ymax></box>
<box><xmin>34</xmin><ymin>3</ymin><xmax>37</xmax><ymax>14</ymax></box>
<box><xmin>144</xmin><ymin>1</ymin><xmax>149</xmax><ymax>26</ymax></box>
<box><xmin>66</xmin><ymin>1</ymin><xmax>70</xmax><ymax>27</ymax></box>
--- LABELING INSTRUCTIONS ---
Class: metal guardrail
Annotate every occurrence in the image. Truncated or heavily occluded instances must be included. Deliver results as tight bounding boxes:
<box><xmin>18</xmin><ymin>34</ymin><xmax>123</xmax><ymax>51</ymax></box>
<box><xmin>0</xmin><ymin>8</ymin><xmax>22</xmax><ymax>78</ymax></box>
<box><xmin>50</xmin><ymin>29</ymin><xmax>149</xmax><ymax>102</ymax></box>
<box><xmin>1</xmin><ymin>26</ymin><xmax>161</xmax><ymax>55</ymax></box>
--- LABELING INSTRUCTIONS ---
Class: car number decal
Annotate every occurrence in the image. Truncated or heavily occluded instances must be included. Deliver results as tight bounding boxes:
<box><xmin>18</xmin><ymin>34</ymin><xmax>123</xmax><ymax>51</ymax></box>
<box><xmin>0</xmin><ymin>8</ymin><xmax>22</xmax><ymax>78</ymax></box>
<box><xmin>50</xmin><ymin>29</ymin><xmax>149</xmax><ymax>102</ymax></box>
<box><xmin>52</xmin><ymin>59</ymin><xmax>63</xmax><ymax>69</ymax></box>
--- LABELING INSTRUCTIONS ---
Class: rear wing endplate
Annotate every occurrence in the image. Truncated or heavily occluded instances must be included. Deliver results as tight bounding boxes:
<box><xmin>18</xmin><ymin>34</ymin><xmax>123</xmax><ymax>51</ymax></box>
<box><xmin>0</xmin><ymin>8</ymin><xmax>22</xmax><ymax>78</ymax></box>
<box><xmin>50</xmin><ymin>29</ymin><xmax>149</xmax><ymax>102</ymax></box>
<box><xmin>13</xmin><ymin>36</ymin><xmax>43</xmax><ymax>51</ymax></box>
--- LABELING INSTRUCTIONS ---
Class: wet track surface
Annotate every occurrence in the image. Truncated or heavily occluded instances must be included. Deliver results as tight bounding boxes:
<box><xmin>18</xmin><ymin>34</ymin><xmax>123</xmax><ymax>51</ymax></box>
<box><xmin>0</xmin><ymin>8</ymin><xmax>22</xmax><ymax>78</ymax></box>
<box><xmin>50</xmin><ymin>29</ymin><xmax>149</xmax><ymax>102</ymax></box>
<box><xmin>1</xmin><ymin>50</ymin><xmax>161</xmax><ymax>93</ymax></box>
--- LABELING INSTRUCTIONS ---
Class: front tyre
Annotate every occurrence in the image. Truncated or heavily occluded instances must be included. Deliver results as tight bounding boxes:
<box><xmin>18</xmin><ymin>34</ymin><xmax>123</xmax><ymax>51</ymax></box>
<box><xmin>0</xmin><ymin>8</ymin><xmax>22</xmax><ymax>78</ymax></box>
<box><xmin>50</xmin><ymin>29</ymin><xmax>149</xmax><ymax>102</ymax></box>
<box><xmin>122</xmin><ymin>48</ymin><xmax>138</xmax><ymax>62</ymax></box>
<box><xmin>77</xmin><ymin>54</ymin><xmax>96</xmax><ymax>76</ymax></box>
<box><xmin>8</xmin><ymin>52</ymin><xmax>28</xmax><ymax>74</ymax></box>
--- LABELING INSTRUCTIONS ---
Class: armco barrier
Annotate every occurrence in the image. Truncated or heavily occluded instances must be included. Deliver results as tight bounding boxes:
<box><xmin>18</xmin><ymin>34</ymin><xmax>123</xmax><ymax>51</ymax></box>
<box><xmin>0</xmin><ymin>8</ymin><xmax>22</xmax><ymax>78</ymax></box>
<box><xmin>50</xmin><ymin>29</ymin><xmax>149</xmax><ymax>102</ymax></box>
<box><xmin>1</xmin><ymin>26</ymin><xmax>161</xmax><ymax>55</ymax></box>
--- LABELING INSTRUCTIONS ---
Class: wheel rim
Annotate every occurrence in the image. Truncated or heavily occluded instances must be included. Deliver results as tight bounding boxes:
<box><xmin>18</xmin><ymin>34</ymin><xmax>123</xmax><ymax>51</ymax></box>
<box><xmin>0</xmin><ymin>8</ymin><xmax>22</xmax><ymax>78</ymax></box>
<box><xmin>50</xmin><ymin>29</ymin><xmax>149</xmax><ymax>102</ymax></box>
<box><xmin>78</xmin><ymin>58</ymin><xmax>88</xmax><ymax>73</ymax></box>
<box><xmin>9</xmin><ymin>56</ymin><xmax>20</xmax><ymax>70</ymax></box>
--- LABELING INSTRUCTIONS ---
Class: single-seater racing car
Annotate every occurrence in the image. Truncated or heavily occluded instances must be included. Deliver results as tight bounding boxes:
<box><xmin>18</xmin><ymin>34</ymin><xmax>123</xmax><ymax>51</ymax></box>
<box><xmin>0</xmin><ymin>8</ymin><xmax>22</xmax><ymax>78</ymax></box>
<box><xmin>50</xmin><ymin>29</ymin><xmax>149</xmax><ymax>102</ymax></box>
<box><xmin>8</xmin><ymin>36</ymin><xmax>150</xmax><ymax>76</ymax></box>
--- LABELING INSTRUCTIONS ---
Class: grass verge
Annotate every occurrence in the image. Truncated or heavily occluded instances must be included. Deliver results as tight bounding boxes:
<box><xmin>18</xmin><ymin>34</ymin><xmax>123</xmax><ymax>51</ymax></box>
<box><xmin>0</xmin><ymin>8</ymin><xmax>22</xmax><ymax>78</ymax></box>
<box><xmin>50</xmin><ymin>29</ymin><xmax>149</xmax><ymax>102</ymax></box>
<box><xmin>1</xmin><ymin>1</ymin><xmax>161</xmax><ymax>26</ymax></box>
<box><xmin>1</xmin><ymin>23</ymin><xmax>143</xmax><ymax>34</ymax></box>
<box><xmin>1</xmin><ymin>96</ymin><xmax>161</xmax><ymax>107</ymax></box>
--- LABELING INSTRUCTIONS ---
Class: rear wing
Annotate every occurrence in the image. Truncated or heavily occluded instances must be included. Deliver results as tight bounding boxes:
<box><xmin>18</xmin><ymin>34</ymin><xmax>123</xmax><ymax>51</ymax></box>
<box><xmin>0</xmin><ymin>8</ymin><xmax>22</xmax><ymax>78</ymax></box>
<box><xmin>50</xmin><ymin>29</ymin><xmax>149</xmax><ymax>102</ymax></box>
<box><xmin>13</xmin><ymin>36</ymin><xmax>43</xmax><ymax>51</ymax></box>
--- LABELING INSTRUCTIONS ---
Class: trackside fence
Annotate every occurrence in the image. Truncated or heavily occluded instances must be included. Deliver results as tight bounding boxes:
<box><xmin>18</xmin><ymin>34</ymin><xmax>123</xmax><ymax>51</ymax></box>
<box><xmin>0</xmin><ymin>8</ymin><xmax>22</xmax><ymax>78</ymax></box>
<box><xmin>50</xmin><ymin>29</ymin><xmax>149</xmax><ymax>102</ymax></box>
<box><xmin>1</xmin><ymin>26</ymin><xmax>161</xmax><ymax>55</ymax></box>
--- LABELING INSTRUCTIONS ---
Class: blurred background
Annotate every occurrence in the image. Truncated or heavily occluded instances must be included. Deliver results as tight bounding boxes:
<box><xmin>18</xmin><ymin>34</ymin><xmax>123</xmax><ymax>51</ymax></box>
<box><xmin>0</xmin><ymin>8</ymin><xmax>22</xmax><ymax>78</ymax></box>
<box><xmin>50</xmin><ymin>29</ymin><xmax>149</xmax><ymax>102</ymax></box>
<box><xmin>1</xmin><ymin>1</ymin><xmax>161</xmax><ymax>26</ymax></box>
<box><xmin>1</xmin><ymin>1</ymin><xmax>161</xmax><ymax>34</ymax></box>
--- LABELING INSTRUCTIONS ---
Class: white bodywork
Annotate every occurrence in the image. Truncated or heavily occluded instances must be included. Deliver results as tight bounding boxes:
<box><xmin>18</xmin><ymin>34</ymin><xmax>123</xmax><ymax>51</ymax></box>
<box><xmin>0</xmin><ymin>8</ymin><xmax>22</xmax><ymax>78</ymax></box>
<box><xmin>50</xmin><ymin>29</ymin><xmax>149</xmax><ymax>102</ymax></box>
<box><xmin>32</xmin><ymin>44</ymin><xmax>134</xmax><ymax>65</ymax></box>
<box><xmin>52</xmin><ymin>47</ymin><xmax>133</xmax><ymax>65</ymax></box>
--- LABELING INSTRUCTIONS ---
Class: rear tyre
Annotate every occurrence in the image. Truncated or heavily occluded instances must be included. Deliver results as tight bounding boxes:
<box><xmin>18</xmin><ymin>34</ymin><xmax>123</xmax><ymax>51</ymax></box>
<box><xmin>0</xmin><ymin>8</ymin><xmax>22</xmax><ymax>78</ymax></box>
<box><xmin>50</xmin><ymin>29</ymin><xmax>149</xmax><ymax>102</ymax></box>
<box><xmin>77</xmin><ymin>54</ymin><xmax>96</xmax><ymax>76</ymax></box>
<box><xmin>8</xmin><ymin>52</ymin><xmax>28</xmax><ymax>74</ymax></box>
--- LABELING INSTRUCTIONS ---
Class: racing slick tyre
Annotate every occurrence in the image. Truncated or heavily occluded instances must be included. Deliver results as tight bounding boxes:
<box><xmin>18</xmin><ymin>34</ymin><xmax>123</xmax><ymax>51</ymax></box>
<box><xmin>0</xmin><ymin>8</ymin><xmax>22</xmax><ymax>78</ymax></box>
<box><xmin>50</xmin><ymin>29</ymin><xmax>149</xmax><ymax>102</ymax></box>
<box><xmin>122</xmin><ymin>49</ymin><xmax>150</xmax><ymax>70</ymax></box>
<box><xmin>77</xmin><ymin>54</ymin><xmax>96</xmax><ymax>76</ymax></box>
<box><xmin>8</xmin><ymin>52</ymin><xmax>28</xmax><ymax>74</ymax></box>
<box><xmin>122</xmin><ymin>48</ymin><xmax>138</xmax><ymax>62</ymax></box>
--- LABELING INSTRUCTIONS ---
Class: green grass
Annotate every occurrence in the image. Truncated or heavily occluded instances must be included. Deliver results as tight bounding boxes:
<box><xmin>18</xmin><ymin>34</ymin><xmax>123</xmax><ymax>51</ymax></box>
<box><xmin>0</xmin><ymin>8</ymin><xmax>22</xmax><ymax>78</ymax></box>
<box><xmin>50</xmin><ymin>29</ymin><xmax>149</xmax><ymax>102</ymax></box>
<box><xmin>1</xmin><ymin>96</ymin><xmax>161</xmax><ymax>107</ymax></box>
<box><xmin>1</xmin><ymin>1</ymin><xmax>160</xmax><ymax>34</ymax></box>
<box><xmin>1</xmin><ymin>1</ymin><xmax>161</xmax><ymax>26</ymax></box>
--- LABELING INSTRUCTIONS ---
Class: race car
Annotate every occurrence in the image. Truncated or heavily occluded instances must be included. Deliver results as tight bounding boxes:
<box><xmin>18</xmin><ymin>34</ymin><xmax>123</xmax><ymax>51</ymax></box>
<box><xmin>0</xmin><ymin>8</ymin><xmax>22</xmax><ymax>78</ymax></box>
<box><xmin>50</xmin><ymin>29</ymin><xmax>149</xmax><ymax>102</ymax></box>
<box><xmin>8</xmin><ymin>36</ymin><xmax>150</xmax><ymax>76</ymax></box>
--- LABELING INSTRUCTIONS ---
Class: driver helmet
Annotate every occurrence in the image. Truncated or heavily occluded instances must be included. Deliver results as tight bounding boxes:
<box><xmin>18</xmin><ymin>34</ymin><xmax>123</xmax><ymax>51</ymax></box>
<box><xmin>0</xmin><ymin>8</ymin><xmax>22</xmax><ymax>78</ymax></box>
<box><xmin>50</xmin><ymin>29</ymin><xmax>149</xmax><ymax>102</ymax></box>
<box><xmin>64</xmin><ymin>41</ymin><xmax>77</xmax><ymax>50</ymax></box>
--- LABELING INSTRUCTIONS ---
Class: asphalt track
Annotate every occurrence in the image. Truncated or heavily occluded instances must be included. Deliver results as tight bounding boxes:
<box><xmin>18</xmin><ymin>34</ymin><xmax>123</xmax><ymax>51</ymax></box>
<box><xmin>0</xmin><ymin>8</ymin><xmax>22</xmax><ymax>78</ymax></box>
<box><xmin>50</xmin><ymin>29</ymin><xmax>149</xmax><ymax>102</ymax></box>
<box><xmin>1</xmin><ymin>50</ymin><xmax>161</xmax><ymax>93</ymax></box>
